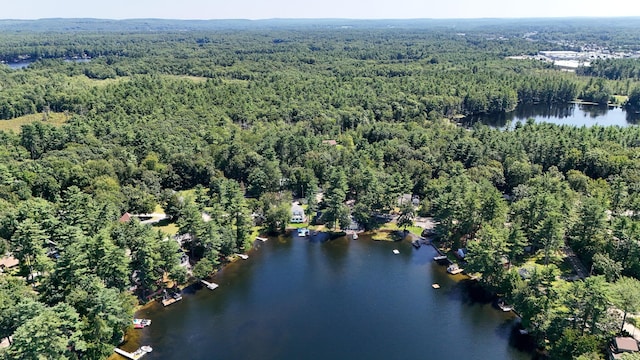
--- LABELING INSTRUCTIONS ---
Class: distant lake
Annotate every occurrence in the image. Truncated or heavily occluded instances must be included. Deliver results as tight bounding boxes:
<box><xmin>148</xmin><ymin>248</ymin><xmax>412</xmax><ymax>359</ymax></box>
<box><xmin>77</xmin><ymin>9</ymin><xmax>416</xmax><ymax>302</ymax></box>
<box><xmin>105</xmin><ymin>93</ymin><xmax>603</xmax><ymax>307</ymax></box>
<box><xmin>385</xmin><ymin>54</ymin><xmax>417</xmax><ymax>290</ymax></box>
<box><xmin>132</xmin><ymin>234</ymin><xmax>532</xmax><ymax>360</ymax></box>
<box><xmin>3</xmin><ymin>60</ymin><xmax>33</xmax><ymax>70</ymax></box>
<box><xmin>2</xmin><ymin>58</ymin><xmax>91</xmax><ymax>70</ymax></box>
<box><xmin>466</xmin><ymin>103</ymin><xmax>640</xmax><ymax>128</ymax></box>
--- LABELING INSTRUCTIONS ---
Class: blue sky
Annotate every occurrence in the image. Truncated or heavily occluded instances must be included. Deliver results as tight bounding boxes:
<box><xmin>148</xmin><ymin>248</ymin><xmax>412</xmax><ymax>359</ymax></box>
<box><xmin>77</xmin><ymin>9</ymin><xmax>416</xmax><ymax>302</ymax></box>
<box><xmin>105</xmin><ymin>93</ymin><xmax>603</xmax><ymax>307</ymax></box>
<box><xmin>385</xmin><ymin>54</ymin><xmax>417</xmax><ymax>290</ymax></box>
<box><xmin>3</xmin><ymin>0</ymin><xmax>639</xmax><ymax>19</ymax></box>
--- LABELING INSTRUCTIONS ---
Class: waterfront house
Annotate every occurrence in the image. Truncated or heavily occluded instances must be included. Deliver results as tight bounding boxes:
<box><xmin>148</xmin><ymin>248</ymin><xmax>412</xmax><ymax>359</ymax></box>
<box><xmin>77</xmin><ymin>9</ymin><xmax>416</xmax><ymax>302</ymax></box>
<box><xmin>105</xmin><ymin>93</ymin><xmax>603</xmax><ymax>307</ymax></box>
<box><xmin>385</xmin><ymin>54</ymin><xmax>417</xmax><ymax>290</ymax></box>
<box><xmin>609</xmin><ymin>337</ymin><xmax>639</xmax><ymax>359</ymax></box>
<box><xmin>291</xmin><ymin>203</ymin><xmax>305</xmax><ymax>223</ymax></box>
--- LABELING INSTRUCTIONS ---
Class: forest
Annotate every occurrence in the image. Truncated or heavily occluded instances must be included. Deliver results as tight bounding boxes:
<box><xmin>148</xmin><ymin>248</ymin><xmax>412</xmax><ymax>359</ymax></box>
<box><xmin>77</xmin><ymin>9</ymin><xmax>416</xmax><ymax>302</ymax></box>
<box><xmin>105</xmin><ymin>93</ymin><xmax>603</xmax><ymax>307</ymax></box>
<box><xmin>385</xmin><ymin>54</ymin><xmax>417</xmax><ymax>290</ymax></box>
<box><xmin>2</xmin><ymin>18</ymin><xmax>640</xmax><ymax>359</ymax></box>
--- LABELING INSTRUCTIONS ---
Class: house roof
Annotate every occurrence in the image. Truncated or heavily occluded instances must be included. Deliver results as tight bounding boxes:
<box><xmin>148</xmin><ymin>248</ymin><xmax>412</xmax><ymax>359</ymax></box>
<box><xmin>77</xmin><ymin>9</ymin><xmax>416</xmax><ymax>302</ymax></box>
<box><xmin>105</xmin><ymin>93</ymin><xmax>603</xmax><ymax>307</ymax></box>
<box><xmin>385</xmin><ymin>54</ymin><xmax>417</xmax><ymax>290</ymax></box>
<box><xmin>0</xmin><ymin>255</ymin><xmax>19</xmax><ymax>269</ymax></box>
<box><xmin>119</xmin><ymin>212</ymin><xmax>132</xmax><ymax>223</ymax></box>
<box><xmin>322</xmin><ymin>140</ymin><xmax>337</xmax><ymax>146</ymax></box>
<box><xmin>615</xmin><ymin>337</ymin><xmax>639</xmax><ymax>352</ymax></box>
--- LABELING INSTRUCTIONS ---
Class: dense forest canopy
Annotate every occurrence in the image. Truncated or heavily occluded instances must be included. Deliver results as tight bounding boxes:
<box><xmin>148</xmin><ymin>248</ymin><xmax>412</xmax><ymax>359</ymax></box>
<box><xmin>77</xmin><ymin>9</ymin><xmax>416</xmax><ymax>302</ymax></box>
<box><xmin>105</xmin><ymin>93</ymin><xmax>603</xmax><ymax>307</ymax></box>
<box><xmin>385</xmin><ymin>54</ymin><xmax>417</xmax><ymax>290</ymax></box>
<box><xmin>1</xmin><ymin>18</ymin><xmax>640</xmax><ymax>359</ymax></box>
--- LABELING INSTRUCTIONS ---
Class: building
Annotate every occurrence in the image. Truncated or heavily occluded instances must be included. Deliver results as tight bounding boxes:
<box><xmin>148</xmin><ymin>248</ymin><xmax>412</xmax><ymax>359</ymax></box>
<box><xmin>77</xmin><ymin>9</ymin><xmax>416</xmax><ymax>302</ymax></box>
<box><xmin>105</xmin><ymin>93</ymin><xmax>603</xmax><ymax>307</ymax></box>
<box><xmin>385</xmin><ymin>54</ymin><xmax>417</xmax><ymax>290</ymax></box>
<box><xmin>291</xmin><ymin>203</ymin><xmax>306</xmax><ymax>223</ymax></box>
<box><xmin>609</xmin><ymin>337</ymin><xmax>639</xmax><ymax>359</ymax></box>
<box><xmin>0</xmin><ymin>255</ymin><xmax>19</xmax><ymax>273</ymax></box>
<box><xmin>119</xmin><ymin>212</ymin><xmax>133</xmax><ymax>223</ymax></box>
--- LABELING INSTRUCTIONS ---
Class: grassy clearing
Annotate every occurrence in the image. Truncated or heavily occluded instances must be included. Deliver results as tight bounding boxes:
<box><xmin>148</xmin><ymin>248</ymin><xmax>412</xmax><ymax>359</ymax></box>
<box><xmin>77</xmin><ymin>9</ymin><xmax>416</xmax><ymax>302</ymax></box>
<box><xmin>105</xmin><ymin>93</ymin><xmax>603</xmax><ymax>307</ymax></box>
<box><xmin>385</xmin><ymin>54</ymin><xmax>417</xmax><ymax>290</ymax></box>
<box><xmin>0</xmin><ymin>112</ymin><xmax>69</xmax><ymax>133</ymax></box>
<box><xmin>378</xmin><ymin>222</ymin><xmax>423</xmax><ymax>237</ymax></box>
<box><xmin>153</xmin><ymin>219</ymin><xmax>179</xmax><ymax>236</ymax></box>
<box><xmin>612</xmin><ymin>95</ymin><xmax>629</xmax><ymax>106</ymax></box>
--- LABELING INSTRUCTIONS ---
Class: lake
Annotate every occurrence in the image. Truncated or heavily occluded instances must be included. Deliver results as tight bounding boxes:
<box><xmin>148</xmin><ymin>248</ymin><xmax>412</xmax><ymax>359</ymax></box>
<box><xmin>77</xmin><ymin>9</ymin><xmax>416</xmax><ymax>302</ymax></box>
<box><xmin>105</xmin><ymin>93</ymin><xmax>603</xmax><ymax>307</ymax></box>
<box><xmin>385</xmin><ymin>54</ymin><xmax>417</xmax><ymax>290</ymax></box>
<box><xmin>131</xmin><ymin>234</ymin><xmax>532</xmax><ymax>360</ymax></box>
<box><xmin>466</xmin><ymin>102</ymin><xmax>640</xmax><ymax>128</ymax></box>
<box><xmin>2</xmin><ymin>58</ymin><xmax>91</xmax><ymax>70</ymax></box>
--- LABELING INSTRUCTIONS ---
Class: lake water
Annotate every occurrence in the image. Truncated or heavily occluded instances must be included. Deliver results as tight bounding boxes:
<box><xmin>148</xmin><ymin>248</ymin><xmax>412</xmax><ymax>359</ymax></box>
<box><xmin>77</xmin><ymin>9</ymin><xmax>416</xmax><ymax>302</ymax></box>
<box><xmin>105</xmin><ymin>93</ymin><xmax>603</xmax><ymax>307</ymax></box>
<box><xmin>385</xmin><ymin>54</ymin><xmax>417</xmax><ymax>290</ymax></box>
<box><xmin>467</xmin><ymin>103</ymin><xmax>640</xmax><ymax>128</ymax></box>
<box><xmin>2</xmin><ymin>58</ymin><xmax>91</xmax><ymax>70</ymax></box>
<box><xmin>3</xmin><ymin>61</ymin><xmax>33</xmax><ymax>70</ymax></box>
<box><xmin>131</xmin><ymin>235</ymin><xmax>532</xmax><ymax>360</ymax></box>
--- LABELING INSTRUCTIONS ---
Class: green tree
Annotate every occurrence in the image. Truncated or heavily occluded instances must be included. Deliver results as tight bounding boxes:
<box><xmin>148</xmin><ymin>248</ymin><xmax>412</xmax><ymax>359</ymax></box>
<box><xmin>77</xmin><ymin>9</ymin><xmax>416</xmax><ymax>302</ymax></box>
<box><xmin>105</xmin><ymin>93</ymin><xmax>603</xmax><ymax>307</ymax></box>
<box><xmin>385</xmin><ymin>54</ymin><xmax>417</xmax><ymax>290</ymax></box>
<box><xmin>11</xmin><ymin>218</ymin><xmax>52</xmax><ymax>282</ymax></box>
<box><xmin>7</xmin><ymin>302</ymin><xmax>84</xmax><ymax>360</ymax></box>
<box><xmin>610</xmin><ymin>277</ymin><xmax>640</xmax><ymax>333</ymax></box>
<box><xmin>397</xmin><ymin>202</ymin><xmax>415</xmax><ymax>231</ymax></box>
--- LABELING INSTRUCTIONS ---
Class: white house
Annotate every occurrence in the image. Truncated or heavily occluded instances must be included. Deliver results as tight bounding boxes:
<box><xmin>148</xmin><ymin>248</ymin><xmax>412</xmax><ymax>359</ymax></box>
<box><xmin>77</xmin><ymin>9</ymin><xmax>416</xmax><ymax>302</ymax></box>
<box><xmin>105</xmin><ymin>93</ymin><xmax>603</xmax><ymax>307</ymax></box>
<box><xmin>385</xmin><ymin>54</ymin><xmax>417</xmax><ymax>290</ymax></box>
<box><xmin>291</xmin><ymin>202</ymin><xmax>306</xmax><ymax>223</ymax></box>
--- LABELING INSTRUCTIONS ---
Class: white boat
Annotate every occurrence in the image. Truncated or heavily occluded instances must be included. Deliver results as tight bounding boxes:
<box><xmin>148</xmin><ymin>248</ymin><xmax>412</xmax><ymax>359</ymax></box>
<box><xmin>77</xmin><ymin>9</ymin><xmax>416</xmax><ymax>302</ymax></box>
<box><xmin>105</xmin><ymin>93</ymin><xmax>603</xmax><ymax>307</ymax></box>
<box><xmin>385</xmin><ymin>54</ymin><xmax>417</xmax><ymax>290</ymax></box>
<box><xmin>297</xmin><ymin>228</ymin><xmax>309</xmax><ymax>237</ymax></box>
<box><xmin>132</xmin><ymin>318</ymin><xmax>151</xmax><ymax>328</ymax></box>
<box><xmin>352</xmin><ymin>233</ymin><xmax>358</xmax><ymax>240</ymax></box>
<box><xmin>393</xmin><ymin>249</ymin><xmax>400</xmax><ymax>254</ymax></box>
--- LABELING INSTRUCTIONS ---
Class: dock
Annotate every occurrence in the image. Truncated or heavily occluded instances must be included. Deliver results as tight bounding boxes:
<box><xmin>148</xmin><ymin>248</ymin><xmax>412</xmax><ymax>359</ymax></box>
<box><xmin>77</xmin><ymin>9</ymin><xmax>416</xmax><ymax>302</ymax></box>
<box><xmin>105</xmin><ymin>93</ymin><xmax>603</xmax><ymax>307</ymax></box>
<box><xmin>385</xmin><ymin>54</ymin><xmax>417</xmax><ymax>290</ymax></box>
<box><xmin>447</xmin><ymin>264</ymin><xmax>464</xmax><ymax>275</ymax></box>
<box><xmin>201</xmin><ymin>280</ymin><xmax>219</xmax><ymax>290</ymax></box>
<box><xmin>161</xmin><ymin>293</ymin><xmax>182</xmax><ymax>307</ymax></box>
<box><xmin>256</xmin><ymin>236</ymin><xmax>268</xmax><ymax>242</ymax></box>
<box><xmin>114</xmin><ymin>346</ymin><xmax>153</xmax><ymax>360</ymax></box>
<box><xmin>236</xmin><ymin>254</ymin><xmax>249</xmax><ymax>260</ymax></box>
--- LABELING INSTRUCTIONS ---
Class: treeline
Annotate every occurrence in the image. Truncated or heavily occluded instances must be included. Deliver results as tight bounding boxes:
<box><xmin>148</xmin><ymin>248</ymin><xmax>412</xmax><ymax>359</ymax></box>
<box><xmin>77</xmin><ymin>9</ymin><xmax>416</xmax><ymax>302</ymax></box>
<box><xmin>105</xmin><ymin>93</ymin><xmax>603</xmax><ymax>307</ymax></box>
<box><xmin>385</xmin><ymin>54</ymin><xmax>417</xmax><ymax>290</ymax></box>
<box><xmin>578</xmin><ymin>58</ymin><xmax>640</xmax><ymax>80</ymax></box>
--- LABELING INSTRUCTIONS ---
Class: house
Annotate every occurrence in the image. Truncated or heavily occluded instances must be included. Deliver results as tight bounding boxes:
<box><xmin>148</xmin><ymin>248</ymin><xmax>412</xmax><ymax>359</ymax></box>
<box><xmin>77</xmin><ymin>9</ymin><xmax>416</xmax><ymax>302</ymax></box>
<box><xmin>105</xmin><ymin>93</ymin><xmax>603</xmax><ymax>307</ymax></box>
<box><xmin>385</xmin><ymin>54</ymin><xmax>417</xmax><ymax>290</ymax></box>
<box><xmin>398</xmin><ymin>194</ymin><xmax>420</xmax><ymax>207</ymax></box>
<box><xmin>0</xmin><ymin>255</ymin><xmax>19</xmax><ymax>272</ymax></box>
<box><xmin>119</xmin><ymin>212</ymin><xmax>133</xmax><ymax>223</ymax></box>
<box><xmin>174</xmin><ymin>233</ymin><xmax>193</xmax><ymax>247</ymax></box>
<box><xmin>609</xmin><ymin>337</ymin><xmax>639</xmax><ymax>359</ymax></box>
<box><xmin>178</xmin><ymin>250</ymin><xmax>190</xmax><ymax>268</ymax></box>
<box><xmin>291</xmin><ymin>203</ymin><xmax>306</xmax><ymax>223</ymax></box>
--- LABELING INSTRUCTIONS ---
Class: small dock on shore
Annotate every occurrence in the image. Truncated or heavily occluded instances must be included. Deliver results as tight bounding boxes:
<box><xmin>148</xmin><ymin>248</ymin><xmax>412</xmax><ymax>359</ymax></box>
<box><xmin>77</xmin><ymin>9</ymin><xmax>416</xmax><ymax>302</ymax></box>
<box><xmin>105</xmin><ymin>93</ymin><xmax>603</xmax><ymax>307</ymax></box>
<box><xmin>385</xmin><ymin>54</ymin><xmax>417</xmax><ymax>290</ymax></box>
<box><xmin>161</xmin><ymin>293</ymin><xmax>182</xmax><ymax>307</ymax></box>
<box><xmin>447</xmin><ymin>264</ymin><xmax>464</xmax><ymax>275</ymax></box>
<box><xmin>256</xmin><ymin>236</ymin><xmax>268</xmax><ymax>242</ymax></box>
<box><xmin>201</xmin><ymin>280</ymin><xmax>219</xmax><ymax>290</ymax></box>
<box><xmin>114</xmin><ymin>346</ymin><xmax>152</xmax><ymax>360</ymax></box>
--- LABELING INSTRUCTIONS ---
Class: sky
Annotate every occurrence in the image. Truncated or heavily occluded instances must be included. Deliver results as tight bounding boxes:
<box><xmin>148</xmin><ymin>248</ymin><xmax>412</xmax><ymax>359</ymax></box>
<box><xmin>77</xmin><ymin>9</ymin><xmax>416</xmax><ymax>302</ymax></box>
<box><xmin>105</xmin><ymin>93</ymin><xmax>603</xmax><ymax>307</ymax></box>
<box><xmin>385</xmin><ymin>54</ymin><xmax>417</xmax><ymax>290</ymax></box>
<box><xmin>2</xmin><ymin>0</ymin><xmax>639</xmax><ymax>20</ymax></box>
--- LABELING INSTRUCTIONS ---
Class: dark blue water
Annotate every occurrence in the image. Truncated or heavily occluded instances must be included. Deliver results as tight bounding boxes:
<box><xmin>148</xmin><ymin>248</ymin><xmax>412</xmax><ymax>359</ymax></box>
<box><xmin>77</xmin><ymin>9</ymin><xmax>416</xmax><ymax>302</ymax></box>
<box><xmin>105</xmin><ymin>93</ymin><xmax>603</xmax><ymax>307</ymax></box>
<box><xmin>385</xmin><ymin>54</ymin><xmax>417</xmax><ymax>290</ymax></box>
<box><xmin>468</xmin><ymin>103</ymin><xmax>640</xmax><ymax>128</ymax></box>
<box><xmin>132</xmin><ymin>235</ymin><xmax>531</xmax><ymax>360</ymax></box>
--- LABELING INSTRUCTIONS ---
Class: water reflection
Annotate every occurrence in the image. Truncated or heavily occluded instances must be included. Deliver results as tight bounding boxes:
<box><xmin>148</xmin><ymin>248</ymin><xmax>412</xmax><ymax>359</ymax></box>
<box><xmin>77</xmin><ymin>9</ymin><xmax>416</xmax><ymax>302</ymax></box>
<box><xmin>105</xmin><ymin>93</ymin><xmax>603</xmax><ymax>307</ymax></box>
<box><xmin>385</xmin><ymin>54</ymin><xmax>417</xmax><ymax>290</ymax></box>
<box><xmin>466</xmin><ymin>103</ymin><xmax>639</xmax><ymax>128</ymax></box>
<box><xmin>137</xmin><ymin>235</ymin><xmax>532</xmax><ymax>360</ymax></box>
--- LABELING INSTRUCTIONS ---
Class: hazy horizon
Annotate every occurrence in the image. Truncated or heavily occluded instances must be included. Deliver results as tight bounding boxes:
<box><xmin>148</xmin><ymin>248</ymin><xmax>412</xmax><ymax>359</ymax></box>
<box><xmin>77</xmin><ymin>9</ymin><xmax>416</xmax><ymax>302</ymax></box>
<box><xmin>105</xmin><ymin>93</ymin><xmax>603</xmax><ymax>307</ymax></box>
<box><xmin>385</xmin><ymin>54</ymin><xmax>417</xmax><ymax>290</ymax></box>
<box><xmin>3</xmin><ymin>0</ymin><xmax>639</xmax><ymax>21</ymax></box>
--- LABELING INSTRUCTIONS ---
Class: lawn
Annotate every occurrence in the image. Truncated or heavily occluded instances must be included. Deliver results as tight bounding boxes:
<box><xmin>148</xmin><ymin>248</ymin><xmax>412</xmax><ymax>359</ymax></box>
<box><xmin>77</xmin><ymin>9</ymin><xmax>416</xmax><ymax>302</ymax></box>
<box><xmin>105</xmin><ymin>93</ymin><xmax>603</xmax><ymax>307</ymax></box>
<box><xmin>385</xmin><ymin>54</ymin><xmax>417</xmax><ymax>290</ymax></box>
<box><xmin>379</xmin><ymin>222</ymin><xmax>424</xmax><ymax>237</ymax></box>
<box><xmin>153</xmin><ymin>219</ymin><xmax>179</xmax><ymax>236</ymax></box>
<box><xmin>0</xmin><ymin>112</ymin><xmax>69</xmax><ymax>133</ymax></box>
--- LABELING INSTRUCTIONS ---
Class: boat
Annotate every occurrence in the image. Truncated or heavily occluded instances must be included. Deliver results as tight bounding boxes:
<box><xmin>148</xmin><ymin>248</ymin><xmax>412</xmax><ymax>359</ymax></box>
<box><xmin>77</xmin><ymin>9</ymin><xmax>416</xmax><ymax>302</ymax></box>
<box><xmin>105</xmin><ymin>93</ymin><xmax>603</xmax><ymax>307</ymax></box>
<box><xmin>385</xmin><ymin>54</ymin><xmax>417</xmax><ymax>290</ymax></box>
<box><xmin>447</xmin><ymin>264</ymin><xmax>464</xmax><ymax>275</ymax></box>
<box><xmin>236</xmin><ymin>254</ymin><xmax>249</xmax><ymax>260</ymax></box>
<box><xmin>497</xmin><ymin>300</ymin><xmax>513</xmax><ymax>312</ymax></box>
<box><xmin>256</xmin><ymin>236</ymin><xmax>268</xmax><ymax>242</ymax></box>
<box><xmin>432</xmin><ymin>283</ymin><xmax>440</xmax><ymax>289</ymax></box>
<box><xmin>393</xmin><ymin>249</ymin><xmax>400</xmax><ymax>254</ymax></box>
<box><xmin>297</xmin><ymin>228</ymin><xmax>309</xmax><ymax>237</ymax></box>
<box><xmin>433</xmin><ymin>255</ymin><xmax>448</xmax><ymax>261</ymax></box>
<box><xmin>132</xmin><ymin>318</ymin><xmax>151</xmax><ymax>329</ymax></box>
<box><xmin>352</xmin><ymin>233</ymin><xmax>358</xmax><ymax>240</ymax></box>
<box><xmin>412</xmin><ymin>239</ymin><xmax>421</xmax><ymax>249</ymax></box>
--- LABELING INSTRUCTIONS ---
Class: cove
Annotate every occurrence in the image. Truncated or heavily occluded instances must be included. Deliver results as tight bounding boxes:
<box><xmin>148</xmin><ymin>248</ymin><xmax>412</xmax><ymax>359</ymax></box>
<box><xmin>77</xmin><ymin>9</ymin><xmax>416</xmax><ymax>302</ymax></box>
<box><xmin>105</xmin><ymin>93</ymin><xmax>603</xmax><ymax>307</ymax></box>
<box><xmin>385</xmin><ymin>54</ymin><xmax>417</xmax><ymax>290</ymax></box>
<box><xmin>466</xmin><ymin>102</ymin><xmax>640</xmax><ymax>129</ymax></box>
<box><xmin>132</xmin><ymin>234</ymin><xmax>531</xmax><ymax>360</ymax></box>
